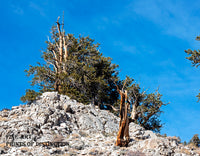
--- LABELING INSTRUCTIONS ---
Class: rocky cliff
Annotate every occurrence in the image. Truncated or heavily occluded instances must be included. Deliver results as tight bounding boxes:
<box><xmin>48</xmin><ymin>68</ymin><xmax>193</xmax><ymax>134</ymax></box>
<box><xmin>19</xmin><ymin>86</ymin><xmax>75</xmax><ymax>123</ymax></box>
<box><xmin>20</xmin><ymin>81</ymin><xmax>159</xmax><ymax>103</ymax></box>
<box><xmin>0</xmin><ymin>92</ymin><xmax>199</xmax><ymax>156</ymax></box>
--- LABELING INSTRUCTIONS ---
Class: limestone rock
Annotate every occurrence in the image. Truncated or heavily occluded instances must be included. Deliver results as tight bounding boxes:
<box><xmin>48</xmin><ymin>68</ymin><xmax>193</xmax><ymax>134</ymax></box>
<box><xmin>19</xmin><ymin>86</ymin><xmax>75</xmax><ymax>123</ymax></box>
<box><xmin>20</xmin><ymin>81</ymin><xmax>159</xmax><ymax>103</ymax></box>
<box><xmin>0</xmin><ymin>92</ymin><xmax>199</xmax><ymax>156</ymax></box>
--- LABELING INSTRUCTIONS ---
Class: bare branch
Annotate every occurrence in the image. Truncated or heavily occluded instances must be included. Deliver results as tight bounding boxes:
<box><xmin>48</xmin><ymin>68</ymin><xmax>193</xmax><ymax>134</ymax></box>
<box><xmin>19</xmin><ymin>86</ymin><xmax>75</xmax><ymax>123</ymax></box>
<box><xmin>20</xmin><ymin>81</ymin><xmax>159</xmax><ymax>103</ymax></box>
<box><xmin>47</xmin><ymin>36</ymin><xmax>60</xmax><ymax>74</ymax></box>
<box><xmin>56</xmin><ymin>17</ymin><xmax>63</xmax><ymax>64</ymax></box>
<box><xmin>141</xmin><ymin>89</ymin><xmax>147</xmax><ymax>96</ymax></box>
<box><xmin>55</xmin><ymin>41</ymin><xmax>59</xmax><ymax>50</ymax></box>
<box><xmin>63</xmin><ymin>35</ymin><xmax>68</xmax><ymax>62</ymax></box>
<box><xmin>143</xmin><ymin>103</ymin><xmax>162</xmax><ymax>126</ymax></box>
<box><xmin>47</xmin><ymin>37</ymin><xmax>58</xmax><ymax>58</ymax></box>
<box><xmin>56</xmin><ymin>16</ymin><xmax>61</xmax><ymax>34</ymax></box>
<box><xmin>46</xmin><ymin>60</ymin><xmax>58</xmax><ymax>73</ymax></box>
<box><xmin>132</xmin><ymin>89</ymin><xmax>137</xmax><ymax>99</ymax></box>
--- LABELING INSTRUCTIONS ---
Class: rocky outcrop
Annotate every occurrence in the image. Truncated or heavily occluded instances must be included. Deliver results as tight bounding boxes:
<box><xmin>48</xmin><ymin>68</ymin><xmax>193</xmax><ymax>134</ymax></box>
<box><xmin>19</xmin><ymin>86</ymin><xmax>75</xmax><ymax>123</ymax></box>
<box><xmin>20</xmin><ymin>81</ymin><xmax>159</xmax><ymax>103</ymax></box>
<box><xmin>0</xmin><ymin>92</ymin><xmax>199</xmax><ymax>156</ymax></box>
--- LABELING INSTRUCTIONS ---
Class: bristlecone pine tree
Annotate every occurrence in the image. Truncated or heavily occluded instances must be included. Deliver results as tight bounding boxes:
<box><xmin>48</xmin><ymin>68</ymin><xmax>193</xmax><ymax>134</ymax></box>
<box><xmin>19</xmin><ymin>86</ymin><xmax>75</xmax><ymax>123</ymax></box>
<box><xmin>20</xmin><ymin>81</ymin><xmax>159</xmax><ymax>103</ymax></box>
<box><xmin>21</xmin><ymin>16</ymin><xmax>119</xmax><ymax>105</ymax></box>
<box><xmin>185</xmin><ymin>36</ymin><xmax>200</xmax><ymax>101</ymax></box>
<box><xmin>21</xmin><ymin>16</ymin><xmax>167</xmax><ymax>133</ymax></box>
<box><xmin>120</xmin><ymin>76</ymin><xmax>167</xmax><ymax>133</ymax></box>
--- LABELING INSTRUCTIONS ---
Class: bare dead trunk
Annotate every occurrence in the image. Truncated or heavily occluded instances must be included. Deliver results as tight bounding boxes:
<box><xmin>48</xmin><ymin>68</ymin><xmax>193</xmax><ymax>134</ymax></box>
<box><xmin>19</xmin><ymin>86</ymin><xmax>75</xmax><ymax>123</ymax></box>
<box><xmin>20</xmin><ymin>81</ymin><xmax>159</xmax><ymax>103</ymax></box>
<box><xmin>57</xmin><ymin>17</ymin><xmax>63</xmax><ymax>63</ymax></box>
<box><xmin>131</xmin><ymin>100</ymin><xmax>138</xmax><ymax>121</ymax></box>
<box><xmin>115</xmin><ymin>89</ymin><xmax>130</xmax><ymax>147</ymax></box>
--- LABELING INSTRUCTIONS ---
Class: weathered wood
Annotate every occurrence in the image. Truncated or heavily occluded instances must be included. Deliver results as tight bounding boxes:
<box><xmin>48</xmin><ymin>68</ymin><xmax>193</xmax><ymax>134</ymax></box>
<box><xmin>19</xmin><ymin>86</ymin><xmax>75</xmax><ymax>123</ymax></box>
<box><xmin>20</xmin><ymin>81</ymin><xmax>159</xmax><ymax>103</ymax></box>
<box><xmin>56</xmin><ymin>17</ymin><xmax>63</xmax><ymax>65</ymax></box>
<box><xmin>115</xmin><ymin>88</ymin><xmax>130</xmax><ymax>147</ymax></box>
<box><xmin>130</xmin><ymin>90</ymin><xmax>146</xmax><ymax>121</ymax></box>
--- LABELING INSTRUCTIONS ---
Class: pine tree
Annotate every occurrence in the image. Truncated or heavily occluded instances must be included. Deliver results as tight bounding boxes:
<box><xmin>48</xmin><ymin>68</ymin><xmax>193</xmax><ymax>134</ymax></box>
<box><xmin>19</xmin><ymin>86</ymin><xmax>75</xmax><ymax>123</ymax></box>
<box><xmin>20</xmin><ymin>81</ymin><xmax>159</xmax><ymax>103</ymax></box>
<box><xmin>21</xmin><ymin>16</ymin><xmax>119</xmax><ymax>105</ymax></box>
<box><xmin>185</xmin><ymin>36</ymin><xmax>200</xmax><ymax>67</ymax></box>
<box><xmin>21</xmin><ymin>16</ymin><xmax>167</xmax><ymax>132</ymax></box>
<box><xmin>120</xmin><ymin>76</ymin><xmax>168</xmax><ymax>132</ymax></box>
<box><xmin>185</xmin><ymin>36</ymin><xmax>200</xmax><ymax>101</ymax></box>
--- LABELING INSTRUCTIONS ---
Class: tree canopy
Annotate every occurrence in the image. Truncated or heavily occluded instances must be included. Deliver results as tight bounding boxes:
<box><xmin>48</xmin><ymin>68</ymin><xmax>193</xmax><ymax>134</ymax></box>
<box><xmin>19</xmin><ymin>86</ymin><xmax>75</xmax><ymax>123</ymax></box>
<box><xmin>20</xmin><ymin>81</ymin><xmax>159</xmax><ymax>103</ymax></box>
<box><xmin>21</xmin><ymin>16</ymin><xmax>167</xmax><ymax>132</ymax></box>
<box><xmin>21</xmin><ymin>17</ymin><xmax>119</xmax><ymax>105</ymax></box>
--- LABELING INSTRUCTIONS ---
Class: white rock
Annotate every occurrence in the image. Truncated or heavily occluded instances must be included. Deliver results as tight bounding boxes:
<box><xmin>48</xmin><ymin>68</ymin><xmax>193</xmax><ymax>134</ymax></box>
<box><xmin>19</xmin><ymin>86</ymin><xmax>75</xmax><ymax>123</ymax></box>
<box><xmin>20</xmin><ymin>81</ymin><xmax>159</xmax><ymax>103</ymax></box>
<box><xmin>0</xmin><ymin>91</ymin><xmax>198</xmax><ymax>156</ymax></box>
<box><xmin>60</xmin><ymin>123</ymin><xmax>67</xmax><ymax>128</ymax></box>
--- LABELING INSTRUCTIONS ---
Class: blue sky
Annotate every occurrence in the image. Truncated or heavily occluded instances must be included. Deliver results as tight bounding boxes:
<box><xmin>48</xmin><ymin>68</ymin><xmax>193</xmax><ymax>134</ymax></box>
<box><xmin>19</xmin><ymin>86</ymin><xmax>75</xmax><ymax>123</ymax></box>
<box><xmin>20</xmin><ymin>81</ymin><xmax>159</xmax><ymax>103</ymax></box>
<box><xmin>1</xmin><ymin>0</ymin><xmax>200</xmax><ymax>142</ymax></box>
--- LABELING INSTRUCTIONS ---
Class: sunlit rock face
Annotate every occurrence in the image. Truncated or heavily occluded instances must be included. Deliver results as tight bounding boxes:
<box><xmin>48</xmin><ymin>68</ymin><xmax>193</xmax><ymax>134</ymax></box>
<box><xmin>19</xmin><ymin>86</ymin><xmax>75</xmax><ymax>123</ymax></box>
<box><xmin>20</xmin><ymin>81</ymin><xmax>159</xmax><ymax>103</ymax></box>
<box><xmin>0</xmin><ymin>92</ymin><xmax>199</xmax><ymax>156</ymax></box>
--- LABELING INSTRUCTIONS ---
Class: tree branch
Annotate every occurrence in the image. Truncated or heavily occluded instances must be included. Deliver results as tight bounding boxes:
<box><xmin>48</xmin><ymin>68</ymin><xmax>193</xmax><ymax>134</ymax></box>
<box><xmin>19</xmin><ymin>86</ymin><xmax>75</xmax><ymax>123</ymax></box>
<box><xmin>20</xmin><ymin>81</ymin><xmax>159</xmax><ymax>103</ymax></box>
<box><xmin>113</xmin><ymin>81</ymin><xmax>120</xmax><ymax>93</ymax></box>
<box><xmin>63</xmin><ymin>35</ymin><xmax>69</xmax><ymax>62</ymax></box>
<box><xmin>46</xmin><ymin>60</ymin><xmax>58</xmax><ymax>73</ymax></box>
<box><xmin>47</xmin><ymin>36</ymin><xmax>60</xmax><ymax>71</ymax></box>
<box><xmin>143</xmin><ymin>104</ymin><xmax>162</xmax><ymax>125</ymax></box>
<box><xmin>56</xmin><ymin>18</ymin><xmax>63</xmax><ymax>64</ymax></box>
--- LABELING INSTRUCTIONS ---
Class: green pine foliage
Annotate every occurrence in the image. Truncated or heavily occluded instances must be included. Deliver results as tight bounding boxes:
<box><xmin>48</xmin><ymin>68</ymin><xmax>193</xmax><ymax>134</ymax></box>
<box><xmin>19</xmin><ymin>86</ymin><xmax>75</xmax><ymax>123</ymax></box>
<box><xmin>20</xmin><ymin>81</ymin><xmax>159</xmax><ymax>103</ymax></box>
<box><xmin>119</xmin><ymin>76</ymin><xmax>168</xmax><ymax>132</ymax></box>
<box><xmin>21</xmin><ymin>89</ymin><xmax>42</xmax><ymax>103</ymax></box>
<box><xmin>185</xmin><ymin>49</ymin><xmax>200</xmax><ymax>68</ymax></box>
<box><xmin>185</xmin><ymin>36</ymin><xmax>200</xmax><ymax>68</ymax></box>
<box><xmin>22</xmin><ymin>18</ymin><xmax>119</xmax><ymax>105</ymax></box>
<box><xmin>185</xmin><ymin>36</ymin><xmax>200</xmax><ymax>101</ymax></box>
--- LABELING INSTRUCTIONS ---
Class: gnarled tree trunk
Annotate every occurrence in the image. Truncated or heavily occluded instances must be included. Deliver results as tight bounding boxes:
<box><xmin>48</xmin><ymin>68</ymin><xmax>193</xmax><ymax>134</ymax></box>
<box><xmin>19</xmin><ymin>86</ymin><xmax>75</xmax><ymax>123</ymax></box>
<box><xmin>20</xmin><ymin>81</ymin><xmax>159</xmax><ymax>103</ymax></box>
<box><xmin>115</xmin><ymin>89</ymin><xmax>130</xmax><ymax>147</ymax></box>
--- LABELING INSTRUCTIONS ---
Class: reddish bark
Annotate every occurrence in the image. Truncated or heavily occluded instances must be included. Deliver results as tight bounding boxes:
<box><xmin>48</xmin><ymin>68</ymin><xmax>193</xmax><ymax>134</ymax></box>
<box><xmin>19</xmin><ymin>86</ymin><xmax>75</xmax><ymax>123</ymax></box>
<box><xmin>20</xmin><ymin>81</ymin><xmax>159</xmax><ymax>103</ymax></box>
<box><xmin>115</xmin><ymin>89</ymin><xmax>130</xmax><ymax>147</ymax></box>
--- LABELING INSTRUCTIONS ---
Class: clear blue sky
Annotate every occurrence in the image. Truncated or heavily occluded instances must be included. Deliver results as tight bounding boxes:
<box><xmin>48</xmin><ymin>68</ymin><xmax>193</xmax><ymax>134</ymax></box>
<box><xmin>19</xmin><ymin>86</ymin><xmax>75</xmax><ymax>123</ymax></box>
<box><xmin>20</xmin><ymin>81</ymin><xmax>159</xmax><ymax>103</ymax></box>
<box><xmin>1</xmin><ymin>0</ymin><xmax>200</xmax><ymax>142</ymax></box>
